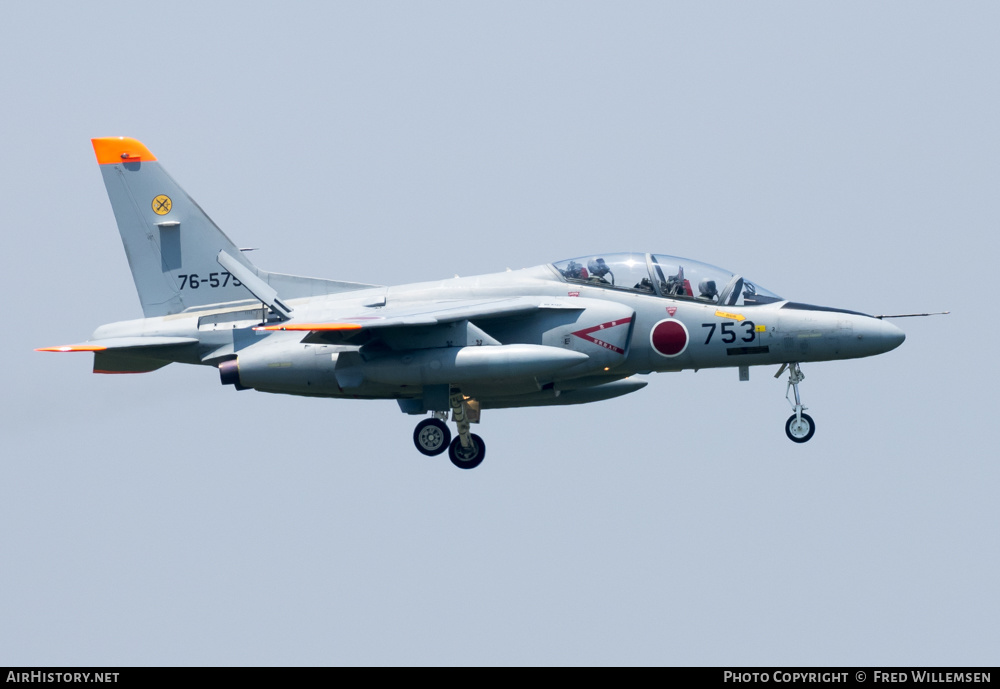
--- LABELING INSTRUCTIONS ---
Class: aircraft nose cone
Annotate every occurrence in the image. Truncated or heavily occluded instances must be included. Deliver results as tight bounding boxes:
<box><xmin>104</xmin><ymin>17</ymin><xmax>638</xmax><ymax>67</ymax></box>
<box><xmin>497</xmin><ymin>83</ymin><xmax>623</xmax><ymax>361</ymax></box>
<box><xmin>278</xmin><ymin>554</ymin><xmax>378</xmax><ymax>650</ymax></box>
<box><xmin>876</xmin><ymin>318</ymin><xmax>906</xmax><ymax>353</ymax></box>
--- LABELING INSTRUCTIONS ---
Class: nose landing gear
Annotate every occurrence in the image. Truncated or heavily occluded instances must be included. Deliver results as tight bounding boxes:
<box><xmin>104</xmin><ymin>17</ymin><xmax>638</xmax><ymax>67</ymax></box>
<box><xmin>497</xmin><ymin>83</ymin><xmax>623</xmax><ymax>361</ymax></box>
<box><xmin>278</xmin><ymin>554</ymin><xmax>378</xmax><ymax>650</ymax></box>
<box><xmin>785</xmin><ymin>412</ymin><xmax>816</xmax><ymax>443</ymax></box>
<box><xmin>776</xmin><ymin>362</ymin><xmax>816</xmax><ymax>443</ymax></box>
<box><xmin>410</xmin><ymin>390</ymin><xmax>487</xmax><ymax>468</ymax></box>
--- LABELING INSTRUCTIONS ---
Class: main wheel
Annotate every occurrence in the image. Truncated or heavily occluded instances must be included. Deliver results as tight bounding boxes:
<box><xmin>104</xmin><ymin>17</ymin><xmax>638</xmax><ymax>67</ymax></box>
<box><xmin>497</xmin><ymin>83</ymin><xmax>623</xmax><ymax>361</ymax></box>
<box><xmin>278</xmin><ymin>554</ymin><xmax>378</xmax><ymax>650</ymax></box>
<box><xmin>785</xmin><ymin>413</ymin><xmax>816</xmax><ymax>443</ymax></box>
<box><xmin>448</xmin><ymin>434</ymin><xmax>486</xmax><ymax>469</ymax></box>
<box><xmin>414</xmin><ymin>418</ymin><xmax>451</xmax><ymax>456</ymax></box>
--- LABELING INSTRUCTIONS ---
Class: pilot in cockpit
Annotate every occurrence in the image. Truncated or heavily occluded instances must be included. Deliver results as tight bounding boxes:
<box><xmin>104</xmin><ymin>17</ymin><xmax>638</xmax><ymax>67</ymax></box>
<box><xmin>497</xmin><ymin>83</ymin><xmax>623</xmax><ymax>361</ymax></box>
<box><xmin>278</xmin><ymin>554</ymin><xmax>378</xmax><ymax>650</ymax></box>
<box><xmin>587</xmin><ymin>258</ymin><xmax>612</xmax><ymax>284</ymax></box>
<box><xmin>698</xmin><ymin>279</ymin><xmax>719</xmax><ymax>302</ymax></box>
<box><xmin>561</xmin><ymin>260</ymin><xmax>588</xmax><ymax>280</ymax></box>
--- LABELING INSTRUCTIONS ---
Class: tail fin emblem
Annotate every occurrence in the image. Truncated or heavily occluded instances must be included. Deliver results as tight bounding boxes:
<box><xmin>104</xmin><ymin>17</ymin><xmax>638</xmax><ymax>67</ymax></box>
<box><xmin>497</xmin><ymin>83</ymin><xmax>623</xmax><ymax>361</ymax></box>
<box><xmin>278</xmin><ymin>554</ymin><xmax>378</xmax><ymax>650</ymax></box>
<box><xmin>152</xmin><ymin>195</ymin><xmax>172</xmax><ymax>215</ymax></box>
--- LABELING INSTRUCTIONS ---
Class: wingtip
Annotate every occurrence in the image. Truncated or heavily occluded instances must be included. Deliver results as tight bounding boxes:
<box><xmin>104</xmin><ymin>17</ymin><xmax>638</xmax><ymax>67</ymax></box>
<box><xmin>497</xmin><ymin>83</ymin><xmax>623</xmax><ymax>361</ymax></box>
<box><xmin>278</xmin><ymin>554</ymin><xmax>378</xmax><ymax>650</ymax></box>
<box><xmin>91</xmin><ymin>137</ymin><xmax>157</xmax><ymax>165</ymax></box>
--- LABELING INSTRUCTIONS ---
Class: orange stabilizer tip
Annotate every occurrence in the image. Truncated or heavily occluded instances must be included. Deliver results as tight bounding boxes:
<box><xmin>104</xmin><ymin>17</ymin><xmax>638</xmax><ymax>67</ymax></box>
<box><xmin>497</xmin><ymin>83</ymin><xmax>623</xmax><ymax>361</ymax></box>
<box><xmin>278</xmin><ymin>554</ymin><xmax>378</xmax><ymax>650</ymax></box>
<box><xmin>92</xmin><ymin>137</ymin><xmax>157</xmax><ymax>165</ymax></box>
<box><xmin>253</xmin><ymin>323</ymin><xmax>364</xmax><ymax>332</ymax></box>
<box><xmin>35</xmin><ymin>345</ymin><xmax>107</xmax><ymax>353</ymax></box>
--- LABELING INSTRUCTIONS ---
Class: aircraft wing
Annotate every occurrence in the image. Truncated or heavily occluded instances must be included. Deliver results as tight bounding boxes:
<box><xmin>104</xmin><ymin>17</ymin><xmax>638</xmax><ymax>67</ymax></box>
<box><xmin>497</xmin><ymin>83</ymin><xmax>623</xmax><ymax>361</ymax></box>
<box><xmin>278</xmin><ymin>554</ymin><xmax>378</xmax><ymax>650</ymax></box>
<box><xmin>256</xmin><ymin>296</ymin><xmax>586</xmax><ymax>347</ymax></box>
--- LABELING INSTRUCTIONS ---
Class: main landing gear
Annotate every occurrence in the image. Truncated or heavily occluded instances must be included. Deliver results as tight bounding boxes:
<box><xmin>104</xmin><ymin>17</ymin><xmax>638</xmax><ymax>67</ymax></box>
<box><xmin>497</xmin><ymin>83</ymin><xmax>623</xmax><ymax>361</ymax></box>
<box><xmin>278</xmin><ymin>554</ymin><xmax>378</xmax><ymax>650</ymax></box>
<box><xmin>411</xmin><ymin>390</ymin><xmax>487</xmax><ymax>469</ymax></box>
<box><xmin>413</xmin><ymin>417</ymin><xmax>451</xmax><ymax>456</ymax></box>
<box><xmin>776</xmin><ymin>362</ymin><xmax>816</xmax><ymax>443</ymax></box>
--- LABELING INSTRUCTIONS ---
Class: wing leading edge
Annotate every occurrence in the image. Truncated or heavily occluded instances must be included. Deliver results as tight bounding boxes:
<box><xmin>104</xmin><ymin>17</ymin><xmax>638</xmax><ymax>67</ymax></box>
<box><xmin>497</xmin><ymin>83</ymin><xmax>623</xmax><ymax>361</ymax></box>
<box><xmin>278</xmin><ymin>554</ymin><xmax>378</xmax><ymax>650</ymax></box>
<box><xmin>254</xmin><ymin>296</ymin><xmax>586</xmax><ymax>344</ymax></box>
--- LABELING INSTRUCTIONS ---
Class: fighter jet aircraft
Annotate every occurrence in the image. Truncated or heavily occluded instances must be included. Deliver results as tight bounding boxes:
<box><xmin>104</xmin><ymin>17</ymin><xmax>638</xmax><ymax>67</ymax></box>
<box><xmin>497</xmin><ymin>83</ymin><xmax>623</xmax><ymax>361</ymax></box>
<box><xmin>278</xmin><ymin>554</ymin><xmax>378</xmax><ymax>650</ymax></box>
<box><xmin>38</xmin><ymin>137</ymin><xmax>910</xmax><ymax>469</ymax></box>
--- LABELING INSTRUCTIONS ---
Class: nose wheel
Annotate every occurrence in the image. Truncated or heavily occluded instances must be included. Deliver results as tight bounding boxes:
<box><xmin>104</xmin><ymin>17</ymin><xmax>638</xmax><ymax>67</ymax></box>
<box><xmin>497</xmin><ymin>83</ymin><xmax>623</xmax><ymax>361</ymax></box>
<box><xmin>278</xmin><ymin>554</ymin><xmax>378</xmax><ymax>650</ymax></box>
<box><xmin>776</xmin><ymin>362</ymin><xmax>816</xmax><ymax>443</ymax></box>
<box><xmin>785</xmin><ymin>412</ymin><xmax>816</xmax><ymax>443</ymax></box>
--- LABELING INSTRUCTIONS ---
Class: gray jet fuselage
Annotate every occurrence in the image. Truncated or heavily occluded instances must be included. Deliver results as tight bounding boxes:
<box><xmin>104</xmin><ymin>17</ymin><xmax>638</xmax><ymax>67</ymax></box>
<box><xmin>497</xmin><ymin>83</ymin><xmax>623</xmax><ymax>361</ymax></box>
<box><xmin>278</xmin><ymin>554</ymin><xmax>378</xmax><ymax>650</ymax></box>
<box><xmin>91</xmin><ymin>262</ymin><xmax>904</xmax><ymax>403</ymax></box>
<box><xmin>40</xmin><ymin>137</ymin><xmax>907</xmax><ymax>467</ymax></box>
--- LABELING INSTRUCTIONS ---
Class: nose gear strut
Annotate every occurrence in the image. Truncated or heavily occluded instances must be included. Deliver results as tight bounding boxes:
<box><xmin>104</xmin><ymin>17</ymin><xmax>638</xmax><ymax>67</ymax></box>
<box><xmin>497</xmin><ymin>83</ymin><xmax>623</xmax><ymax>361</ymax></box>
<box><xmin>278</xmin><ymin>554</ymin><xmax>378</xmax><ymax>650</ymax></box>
<box><xmin>775</xmin><ymin>362</ymin><xmax>816</xmax><ymax>443</ymax></box>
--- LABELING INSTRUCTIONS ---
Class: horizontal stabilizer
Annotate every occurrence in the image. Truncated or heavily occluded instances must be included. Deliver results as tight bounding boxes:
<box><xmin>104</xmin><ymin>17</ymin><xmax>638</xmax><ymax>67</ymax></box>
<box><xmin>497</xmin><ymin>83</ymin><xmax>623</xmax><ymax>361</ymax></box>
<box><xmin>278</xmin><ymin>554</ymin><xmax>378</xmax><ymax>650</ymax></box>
<box><xmin>36</xmin><ymin>344</ymin><xmax>107</xmax><ymax>353</ymax></box>
<box><xmin>93</xmin><ymin>351</ymin><xmax>172</xmax><ymax>374</ymax></box>
<box><xmin>36</xmin><ymin>336</ymin><xmax>198</xmax><ymax>352</ymax></box>
<box><xmin>36</xmin><ymin>336</ymin><xmax>197</xmax><ymax>374</ymax></box>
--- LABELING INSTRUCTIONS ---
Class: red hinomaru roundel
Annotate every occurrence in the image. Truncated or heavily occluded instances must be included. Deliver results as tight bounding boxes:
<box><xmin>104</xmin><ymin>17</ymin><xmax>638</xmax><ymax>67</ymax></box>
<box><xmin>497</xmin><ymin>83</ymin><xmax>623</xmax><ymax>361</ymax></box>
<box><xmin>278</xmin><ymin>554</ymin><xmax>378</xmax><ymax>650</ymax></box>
<box><xmin>650</xmin><ymin>319</ymin><xmax>689</xmax><ymax>357</ymax></box>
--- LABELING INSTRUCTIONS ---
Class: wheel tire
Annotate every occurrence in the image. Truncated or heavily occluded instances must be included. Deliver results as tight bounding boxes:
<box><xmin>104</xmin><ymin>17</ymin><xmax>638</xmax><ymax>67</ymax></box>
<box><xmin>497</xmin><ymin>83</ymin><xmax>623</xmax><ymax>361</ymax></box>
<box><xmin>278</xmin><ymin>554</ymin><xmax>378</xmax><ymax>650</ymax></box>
<box><xmin>414</xmin><ymin>418</ymin><xmax>451</xmax><ymax>456</ymax></box>
<box><xmin>448</xmin><ymin>434</ymin><xmax>486</xmax><ymax>469</ymax></box>
<box><xmin>785</xmin><ymin>413</ymin><xmax>816</xmax><ymax>443</ymax></box>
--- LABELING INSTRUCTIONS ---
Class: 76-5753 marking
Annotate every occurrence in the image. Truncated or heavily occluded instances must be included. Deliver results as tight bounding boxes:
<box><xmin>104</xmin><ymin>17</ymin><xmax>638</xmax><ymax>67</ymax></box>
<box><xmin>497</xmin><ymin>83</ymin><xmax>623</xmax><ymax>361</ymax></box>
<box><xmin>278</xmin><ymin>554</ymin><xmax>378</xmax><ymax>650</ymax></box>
<box><xmin>178</xmin><ymin>271</ymin><xmax>242</xmax><ymax>289</ymax></box>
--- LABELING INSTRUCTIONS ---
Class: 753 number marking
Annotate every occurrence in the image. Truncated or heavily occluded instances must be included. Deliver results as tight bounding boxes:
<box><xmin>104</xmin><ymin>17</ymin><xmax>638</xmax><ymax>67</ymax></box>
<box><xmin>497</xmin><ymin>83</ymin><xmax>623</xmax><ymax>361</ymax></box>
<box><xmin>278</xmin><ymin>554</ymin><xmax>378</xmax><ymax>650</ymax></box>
<box><xmin>702</xmin><ymin>321</ymin><xmax>756</xmax><ymax>344</ymax></box>
<box><xmin>177</xmin><ymin>272</ymin><xmax>242</xmax><ymax>289</ymax></box>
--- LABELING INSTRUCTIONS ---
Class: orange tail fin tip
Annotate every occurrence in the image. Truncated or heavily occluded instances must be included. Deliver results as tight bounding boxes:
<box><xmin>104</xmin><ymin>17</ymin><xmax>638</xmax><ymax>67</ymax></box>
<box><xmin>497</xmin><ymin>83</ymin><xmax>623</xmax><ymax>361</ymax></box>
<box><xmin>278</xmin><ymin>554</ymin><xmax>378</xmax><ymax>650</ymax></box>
<box><xmin>91</xmin><ymin>137</ymin><xmax>157</xmax><ymax>165</ymax></box>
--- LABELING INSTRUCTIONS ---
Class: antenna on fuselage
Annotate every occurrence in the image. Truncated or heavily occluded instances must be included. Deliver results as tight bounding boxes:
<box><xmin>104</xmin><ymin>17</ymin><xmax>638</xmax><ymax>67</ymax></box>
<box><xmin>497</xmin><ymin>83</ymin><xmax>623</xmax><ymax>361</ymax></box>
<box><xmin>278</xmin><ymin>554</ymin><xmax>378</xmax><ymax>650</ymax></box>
<box><xmin>873</xmin><ymin>312</ymin><xmax>950</xmax><ymax>319</ymax></box>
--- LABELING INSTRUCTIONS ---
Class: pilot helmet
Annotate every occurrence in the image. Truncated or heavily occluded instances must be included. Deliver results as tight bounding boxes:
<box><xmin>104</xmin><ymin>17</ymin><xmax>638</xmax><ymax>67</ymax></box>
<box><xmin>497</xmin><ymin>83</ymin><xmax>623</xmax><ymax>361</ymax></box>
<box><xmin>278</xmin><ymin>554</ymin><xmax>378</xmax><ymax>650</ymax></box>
<box><xmin>699</xmin><ymin>279</ymin><xmax>717</xmax><ymax>297</ymax></box>
<box><xmin>588</xmin><ymin>258</ymin><xmax>610</xmax><ymax>277</ymax></box>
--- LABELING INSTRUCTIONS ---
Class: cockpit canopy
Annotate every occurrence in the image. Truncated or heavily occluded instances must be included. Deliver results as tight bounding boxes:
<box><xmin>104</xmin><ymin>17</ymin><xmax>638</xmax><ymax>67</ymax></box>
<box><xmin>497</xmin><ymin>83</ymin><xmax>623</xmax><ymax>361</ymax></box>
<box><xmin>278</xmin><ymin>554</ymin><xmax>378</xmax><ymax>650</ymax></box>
<box><xmin>552</xmin><ymin>253</ymin><xmax>782</xmax><ymax>306</ymax></box>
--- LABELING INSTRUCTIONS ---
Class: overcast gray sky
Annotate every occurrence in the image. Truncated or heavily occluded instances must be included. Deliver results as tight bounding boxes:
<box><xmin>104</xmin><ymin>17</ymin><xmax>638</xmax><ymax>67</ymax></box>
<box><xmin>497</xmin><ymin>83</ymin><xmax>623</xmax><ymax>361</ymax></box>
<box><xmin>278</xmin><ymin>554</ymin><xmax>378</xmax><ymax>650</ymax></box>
<box><xmin>1</xmin><ymin>1</ymin><xmax>997</xmax><ymax>666</ymax></box>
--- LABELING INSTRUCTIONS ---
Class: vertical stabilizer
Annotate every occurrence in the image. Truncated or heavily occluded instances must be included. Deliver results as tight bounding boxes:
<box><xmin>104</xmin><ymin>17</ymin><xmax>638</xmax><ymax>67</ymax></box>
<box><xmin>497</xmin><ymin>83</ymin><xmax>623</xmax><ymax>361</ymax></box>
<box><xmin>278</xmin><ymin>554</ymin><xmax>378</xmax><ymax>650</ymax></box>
<box><xmin>93</xmin><ymin>137</ymin><xmax>259</xmax><ymax>317</ymax></box>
